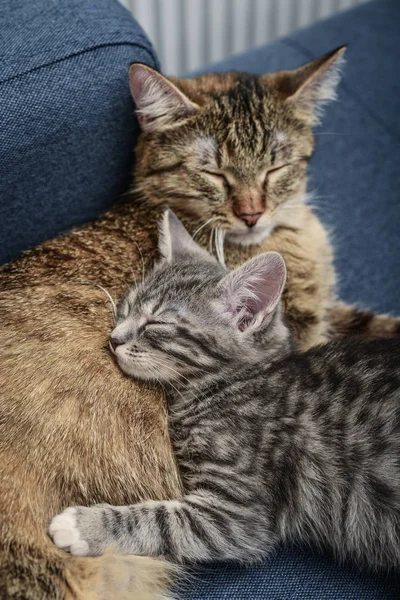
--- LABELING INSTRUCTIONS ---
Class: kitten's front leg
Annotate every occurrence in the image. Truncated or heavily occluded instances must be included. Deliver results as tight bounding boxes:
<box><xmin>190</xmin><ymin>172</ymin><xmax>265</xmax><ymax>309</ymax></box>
<box><xmin>49</xmin><ymin>494</ymin><xmax>272</xmax><ymax>562</ymax></box>
<box><xmin>50</xmin><ymin>500</ymin><xmax>194</xmax><ymax>558</ymax></box>
<box><xmin>50</xmin><ymin>501</ymin><xmax>172</xmax><ymax>558</ymax></box>
<box><xmin>49</xmin><ymin>505</ymin><xmax>112</xmax><ymax>556</ymax></box>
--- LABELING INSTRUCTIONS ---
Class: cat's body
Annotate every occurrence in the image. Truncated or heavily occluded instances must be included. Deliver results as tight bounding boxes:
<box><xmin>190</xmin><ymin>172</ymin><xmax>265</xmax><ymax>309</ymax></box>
<box><xmin>0</xmin><ymin>202</ymin><xmax>182</xmax><ymax>599</ymax></box>
<box><xmin>1</xmin><ymin>50</ymin><xmax>400</xmax><ymax>598</ymax></box>
<box><xmin>51</xmin><ymin>212</ymin><xmax>400</xmax><ymax>570</ymax></box>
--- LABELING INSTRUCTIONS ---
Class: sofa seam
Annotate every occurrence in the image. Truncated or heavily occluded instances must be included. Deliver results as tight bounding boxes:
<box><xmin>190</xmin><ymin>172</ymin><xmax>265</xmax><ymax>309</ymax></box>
<box><xmin>0</xmin><ymin>41</ymin><xmax>159</xmax><ymax>86</ymax></box>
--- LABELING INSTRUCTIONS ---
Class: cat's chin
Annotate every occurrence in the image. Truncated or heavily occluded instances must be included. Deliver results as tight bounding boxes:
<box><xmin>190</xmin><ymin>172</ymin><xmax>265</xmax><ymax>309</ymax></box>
<box><xmin>226</xmin><ymin>223</ymin><xmax>274</xmax><ymax>247</ymax></box>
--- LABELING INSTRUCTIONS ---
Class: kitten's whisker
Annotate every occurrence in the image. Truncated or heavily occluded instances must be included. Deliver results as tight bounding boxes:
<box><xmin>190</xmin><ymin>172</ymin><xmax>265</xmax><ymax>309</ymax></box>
<box><xmin>154</xmin><ymin>356</ymin><xmax>209</xmax><ymax>405</ymax></box>
<box><xmin>154</xmin><ymin>356</ymin><xmax>206</xmax><ymax>392</ymax></box>
<box><xmin>72</xmin><ymin>280</ymin><xmax>117</xmax><ymax>323</ymax></box>
<box><xmin>132</xmin><ymin>240</ymin><xmax>146</xmax><ymax>284</ymax></box>
<box><xmin>129</xmin><ymin>269</ymin><xmax>140</xmax><ymax>294</ymax></box>
<box><xmin>118</xmin><ymin>189</ymin><xmax>135</xmax><ymax>198</ymax></box>
<box><xmin>152</xmin><ymin>358</ymin><xmax>190</xmax><ymax>385</ymax></box>
<box><xmin>148</xmin><ymin>359</ymin><xmax>189</xmax><ymax>403</ymax></box>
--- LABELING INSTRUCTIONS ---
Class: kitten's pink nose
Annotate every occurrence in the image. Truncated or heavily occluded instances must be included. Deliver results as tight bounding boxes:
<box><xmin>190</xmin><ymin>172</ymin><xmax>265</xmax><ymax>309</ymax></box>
<box><xmin>235</xmin><ymin>212</ymin><xmax>263</xmax><ymax>228</ymax></box>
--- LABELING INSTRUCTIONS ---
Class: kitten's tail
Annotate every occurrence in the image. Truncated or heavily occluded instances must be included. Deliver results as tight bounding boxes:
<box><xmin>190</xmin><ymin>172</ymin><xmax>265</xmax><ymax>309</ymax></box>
<box><xmin>328</xmin><ymin>301</ymin><xmax>400</xmax><ymax>339</ymax></box>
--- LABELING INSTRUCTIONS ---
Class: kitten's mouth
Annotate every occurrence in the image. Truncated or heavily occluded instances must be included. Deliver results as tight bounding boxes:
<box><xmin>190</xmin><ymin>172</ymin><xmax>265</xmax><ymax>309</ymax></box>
<box><xmin>113</xmin><ymin>351</ymin><xmax>151</xmax><ymax>380</ymax></box>
<box><xmin>110</xmin><ymin>344</ymin><xmax>157</xmax><ymax>382</ymax></box>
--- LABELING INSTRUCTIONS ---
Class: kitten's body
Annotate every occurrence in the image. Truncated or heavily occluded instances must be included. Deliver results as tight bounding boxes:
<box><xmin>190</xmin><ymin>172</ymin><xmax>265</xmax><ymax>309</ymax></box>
<box><xmin>54</xmin><ymin>339</ymin><xmax>400</xmax><ymax>569</ymax></box>
<box><xmin>1</xmin><ymin>51</ymin><xmax>399</xmax><ymax>598</ymax></box>
<box><xmin>51</xmin><ymin>213</ymin><xmax>400</xmax><ymax>570</ymax></box>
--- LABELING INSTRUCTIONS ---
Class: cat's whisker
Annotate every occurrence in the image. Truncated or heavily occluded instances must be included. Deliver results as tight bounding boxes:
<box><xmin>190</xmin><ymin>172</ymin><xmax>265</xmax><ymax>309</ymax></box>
<box><xmin>208</xmin><ymin>227</ymin><xmax>215</xmax><ymax>254</ymax></box>
<box><xmin>313</xmin><ymin>132</ymin><xmax>354</xmax><ymax>136</ymax></box>
<box><xmin>193</xmin><ymin>217</ymin><xmax>217</xmax><ymax>239</ymax></box>
<box><xmin>274</xmin><ymin>203</ymin><xmax>305</xmax><ymax>212</ymax></box>
<box><xmin>215</xmin><ymin>227</ymin><xmax>226</xmax><ymax>267</ymax></box>
<box><xmin>118</xmin><ymin>188</ymin><xmax>135</xmax><ymax>198</ymax></box>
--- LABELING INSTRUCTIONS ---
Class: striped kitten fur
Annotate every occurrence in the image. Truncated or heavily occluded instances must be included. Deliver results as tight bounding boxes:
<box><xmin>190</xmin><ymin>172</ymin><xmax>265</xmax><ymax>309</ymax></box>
<box><xmin>51</xmin><ymin>211</ymin><xmax>400</xmax><ymax>570</ymax></box>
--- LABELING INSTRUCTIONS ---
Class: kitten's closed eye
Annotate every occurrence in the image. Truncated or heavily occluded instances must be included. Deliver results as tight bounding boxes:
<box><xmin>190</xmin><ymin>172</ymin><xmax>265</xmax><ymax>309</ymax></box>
<box><xmin>144</xmin><ymin>321</ymin><xmax>175</xmax><ymax>328</ymax></box>
<box><xmin>139</xmin><ymin>321</ymin><xmax>175</xmax><ymax>334</ymax></box>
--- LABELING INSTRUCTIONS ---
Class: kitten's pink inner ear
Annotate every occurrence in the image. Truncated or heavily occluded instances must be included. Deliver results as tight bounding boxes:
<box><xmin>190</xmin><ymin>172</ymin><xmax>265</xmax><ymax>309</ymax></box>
<box><xmin>220</xmin><ymin>252</ymin><xmax>286</xmax><ymax>331</ymax></box>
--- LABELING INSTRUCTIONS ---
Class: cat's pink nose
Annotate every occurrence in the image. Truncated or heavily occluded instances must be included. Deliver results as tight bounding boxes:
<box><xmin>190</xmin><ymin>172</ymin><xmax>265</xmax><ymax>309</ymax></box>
<box><xmin>235</xmin><ymin>212</ymin><xmax>263</xmax><ymax>228</ymax></box>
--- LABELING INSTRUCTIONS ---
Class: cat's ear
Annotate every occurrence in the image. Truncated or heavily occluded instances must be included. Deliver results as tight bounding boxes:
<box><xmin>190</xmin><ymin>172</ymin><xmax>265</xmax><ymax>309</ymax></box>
<box><xmin>266</xmin><ymin>46</ymin><xmax>346</xmax><ymax>123</ymax></box>
<box><xmin>158</xmin><ymin>210</ymin><xmax>217</xmax><ymax>265</ymax></box>
<box><xmin>129</xmin><ymin>64</ymin><xmax>199</xmax><ymax>132</ymax></box>
<box><xmin>217</xmin><ymin>252</ymin><xmax>286</xmax><ymax>332</ymax></box>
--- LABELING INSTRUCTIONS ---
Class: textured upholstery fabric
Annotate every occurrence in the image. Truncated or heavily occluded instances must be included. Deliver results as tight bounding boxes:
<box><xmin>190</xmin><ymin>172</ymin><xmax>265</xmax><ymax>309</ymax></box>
<box><xmin>180</xmin><ymin>1</ymin><xmax>400</xmax><ymax>598</ymax></box>
<box><xmin>0</xmin><ymin>0</ymin><xmax>159</xmax><ymax>264</ymax></box>
<box><xmin>180</xmin><ymin>550</ymin><xmax>400</xmax><ymax>599</ymax></box>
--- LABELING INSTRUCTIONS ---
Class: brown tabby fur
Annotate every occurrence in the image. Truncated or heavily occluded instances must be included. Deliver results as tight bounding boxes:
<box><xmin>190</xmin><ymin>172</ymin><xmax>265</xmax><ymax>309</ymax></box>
<box><xmin>1</xmin><ymin>50</ymin><xmax>399</xmax><ymax>599</ymax></box>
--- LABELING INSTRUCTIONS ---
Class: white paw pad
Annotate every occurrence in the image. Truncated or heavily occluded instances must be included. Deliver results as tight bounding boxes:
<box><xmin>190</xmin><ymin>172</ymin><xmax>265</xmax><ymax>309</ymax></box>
<box><xmin>49</xmin><ymin>507</ymin><xmax>90</xmax><ymax>556</ymax></box>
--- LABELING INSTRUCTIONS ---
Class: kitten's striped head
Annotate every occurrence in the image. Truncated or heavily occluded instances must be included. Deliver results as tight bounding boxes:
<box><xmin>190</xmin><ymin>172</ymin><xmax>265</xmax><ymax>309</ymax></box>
<box><xmin>111</xmin><ymin>211</ymin><xmax>289</xmax><ymax>385</ymax></box>
<box><xmin>130</xmin><ymin>47</ymin><xmax>345</xmax><ymax>247</ymax></box>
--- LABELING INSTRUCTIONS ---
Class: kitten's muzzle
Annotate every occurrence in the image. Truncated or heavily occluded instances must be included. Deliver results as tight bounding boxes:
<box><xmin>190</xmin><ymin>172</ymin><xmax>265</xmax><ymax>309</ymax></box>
<box><xmin>110</xmin><ymin>334</ymin><xmax>126</xmax><ymax>351</ymax></box>
<box><xmin>110</xmin><ymin>321</ymin><xmax>135</xmax><ymax>352</ymax></box>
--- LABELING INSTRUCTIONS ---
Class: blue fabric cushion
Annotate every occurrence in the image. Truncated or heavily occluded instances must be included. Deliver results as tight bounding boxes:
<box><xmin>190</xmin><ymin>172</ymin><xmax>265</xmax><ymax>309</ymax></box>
<box><xmin>0</xmin><ymin>0</ymin><xmax>159</xmax><ymax>264</ymax></box>
<box><xmin>181</xmin><ymin>1</ymin><xmax>400</xmax><ymax>599</ymax></box>
<box><xmin>181</xmin><ymin>550</ymin><xmax>400</xmax><ymax>600</ymax></box>
<box><xmin>194</xmin><ymin>0</ymin><xmax>400</xmax><ymax>316</ymax></box>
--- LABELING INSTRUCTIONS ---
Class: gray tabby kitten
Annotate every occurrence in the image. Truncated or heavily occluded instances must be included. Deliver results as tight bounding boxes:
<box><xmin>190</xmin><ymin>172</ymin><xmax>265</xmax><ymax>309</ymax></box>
<box><xmin>50</xmin><ymin>211</ymin><xmax>400</xmax><ymax>570</ymax></box>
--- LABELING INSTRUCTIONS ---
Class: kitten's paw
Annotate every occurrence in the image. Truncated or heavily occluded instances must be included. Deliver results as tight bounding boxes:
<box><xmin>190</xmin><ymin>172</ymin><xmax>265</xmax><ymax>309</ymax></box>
<box><xmin>49</xmin><ymin>506</ymin><xmax>108</xmax><ymax>556</ymax></box>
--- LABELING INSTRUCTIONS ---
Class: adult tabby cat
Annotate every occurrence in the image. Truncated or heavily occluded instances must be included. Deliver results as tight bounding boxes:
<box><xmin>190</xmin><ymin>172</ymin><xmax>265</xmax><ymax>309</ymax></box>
<box><xmin>51</xmin><ymin>211</ymin><xmax>400</xmax><ymax>570</ymax></box>
<box><xmin>128</xmin><ymin>47</ymin><xmax>399</xmax><ymax>347</ymax></box>
<box><xmin>0</xmin><ymin>49</ymin><xmax>398</xmax><ymax>599</ymax></box>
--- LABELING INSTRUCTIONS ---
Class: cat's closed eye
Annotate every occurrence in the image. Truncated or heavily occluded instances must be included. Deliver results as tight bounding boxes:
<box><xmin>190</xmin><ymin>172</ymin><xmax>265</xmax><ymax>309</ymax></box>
<box><xmin>265</xmin><ymin>164</ymin><xmax>291</xmax><ymax>184</ymax></box>
<box><xmin>202</xmin><ymin>171</ymin><xmax>231</xmax><ymax>192</ymax></box>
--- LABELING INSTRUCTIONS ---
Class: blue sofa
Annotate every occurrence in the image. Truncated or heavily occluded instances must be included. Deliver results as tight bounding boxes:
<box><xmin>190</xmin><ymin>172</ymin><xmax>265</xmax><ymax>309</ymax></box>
<box><xmin>1</xmin><ymin>0</ymin><xmax>399</xmax><ymax>598</ymax></box>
